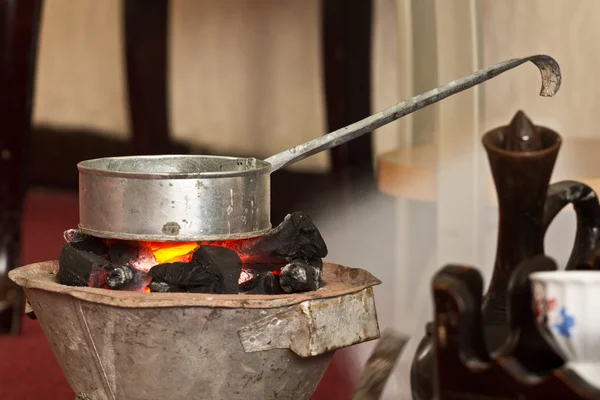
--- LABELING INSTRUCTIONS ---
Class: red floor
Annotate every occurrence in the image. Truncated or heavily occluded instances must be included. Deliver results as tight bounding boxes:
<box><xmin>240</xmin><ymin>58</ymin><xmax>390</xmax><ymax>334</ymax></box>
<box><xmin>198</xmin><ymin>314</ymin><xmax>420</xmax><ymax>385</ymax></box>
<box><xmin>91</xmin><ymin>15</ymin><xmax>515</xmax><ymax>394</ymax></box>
<box><xmin>0</xmin><ymin>189</ymin><xmax>355</xmax><ymax>400</ymax></box>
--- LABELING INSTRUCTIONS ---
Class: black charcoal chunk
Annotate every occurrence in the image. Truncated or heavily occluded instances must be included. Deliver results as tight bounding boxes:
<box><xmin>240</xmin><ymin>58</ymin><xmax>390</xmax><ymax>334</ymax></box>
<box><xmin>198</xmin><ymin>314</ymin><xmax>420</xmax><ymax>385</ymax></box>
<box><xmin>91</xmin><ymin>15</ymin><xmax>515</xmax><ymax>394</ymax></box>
<box><xmin>262</xmin><ymin>272</ymin><xmax>283</xmax><ymax>295</ymax></box>
<box><xmin>279</xmin><ymin>261</ymin><xmax>321</xmax><ymax>293</ymax></box>
<box><xmin>149</xmin><ymin>261</ymin><xmax>223</xmax><ymax>293</ymax></box>
<box><xmin>296</xmin><ymin>257</ymin><xmax>323</xmax><ymax>270</ymax></box>
<box><xmin>58</xmin><ymin>242</ymin><xmax>112</xmax><ymax>287</ymax></box>
<box><xmin>108</xmin><ymin>242</ymin><xmax>140</xmax><ymax>266</ymax></box>
<box><xmin>192</xmin><ymin>245</ymin><xmax>242</xmax><ymax>294</ymax></box>
<box><xmin>63</xmin><ymin>229</ymin><xmax>91</xmax><ymax>244</ymax></box>
<box><xmin>59</xmin><ymin>241</ymin><xmax>151</xmax><ymax>291</ymax></box>
<box><xmin>106</xmin><ymin>265</ymin><xmax>134</xmax><ymax>289</ymax></box>
<box><xmin>239</xmin><ymin>271</ymin><xmax>283</xmax><ymax>295</ymax></box>
<box><xmin>105</xmin><ymin>264</ymin><xmax>149</xmax><ymax>290</ymax></box>
<box><xmin>239</xmin><ymin>263</ymin><xmax>286</xmax><ymax>272</ymax></box>
<box><xmin>149</xmin><ymin>281</ymin><xmax>185</xmax><ymax>293</ymax></box>
<box><xmin>238</xmin><ymin>269</ymin><xmax>261</xmax><ymax>292</ymax></box>
<box><xmin>63</xmin><ymin>229</ymin><xmax>108</xmax><ymax>257</ymax></box>
<box><xmin>234</xmin><ymin>212</ymin><xmax>328</xmax><ymax>262</ymax></box>
<box><xmin>281</xmin><ymin>212</ymin><xmax>328</xmax><ymax>259</ymax></box>
<box><xmin>149</xmin><ymin>245</ymin><xmax>242</xmax><ymax>294</ymax></box>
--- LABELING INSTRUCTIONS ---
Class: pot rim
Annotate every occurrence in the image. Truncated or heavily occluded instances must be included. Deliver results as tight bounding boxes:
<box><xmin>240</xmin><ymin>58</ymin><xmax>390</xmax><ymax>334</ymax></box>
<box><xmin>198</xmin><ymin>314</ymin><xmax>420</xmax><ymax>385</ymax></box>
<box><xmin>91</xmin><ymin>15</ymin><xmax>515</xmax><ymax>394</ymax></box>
<box><xmin>76</xmin><ymin>225</ymin><xmax>273</xmax><ymax>242</ymax></box>
<box><xmin>9</xmin><ymin>261</ymin><xmax>381</xmax><ymax>309</ymax></box>
<box><xmin>531</xmin><ymin>270</ymin><xmax>600</xmax><ymax>283</ymax></box>
<box><xmin>77</xmin><ymin>154</ymin><xmax>273</xmax><ymax>179</ymax></box>
<box><xmin>481</xmin><ymin>125</ymin><xmax>562</xmax><ymax>158</ymax></box>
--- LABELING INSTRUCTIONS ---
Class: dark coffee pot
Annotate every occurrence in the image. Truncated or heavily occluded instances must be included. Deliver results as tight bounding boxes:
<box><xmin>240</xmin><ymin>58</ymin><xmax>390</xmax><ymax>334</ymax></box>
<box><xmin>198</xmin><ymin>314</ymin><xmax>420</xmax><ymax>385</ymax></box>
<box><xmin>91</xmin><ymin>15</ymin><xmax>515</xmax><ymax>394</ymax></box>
<box><xmin>410</xmin><ymin>111</ymin><xmax>600</xmax><ymax>399</ymax></box>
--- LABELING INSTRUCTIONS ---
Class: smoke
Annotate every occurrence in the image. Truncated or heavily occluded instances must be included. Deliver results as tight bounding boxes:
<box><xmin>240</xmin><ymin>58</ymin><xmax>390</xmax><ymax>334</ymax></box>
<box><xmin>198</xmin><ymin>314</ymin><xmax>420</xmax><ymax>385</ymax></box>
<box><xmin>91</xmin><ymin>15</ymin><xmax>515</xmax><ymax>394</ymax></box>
<box><xmin>307</xmin><ymin>177</ymin><xmax>412</xmax><ymax>398</ymax></box>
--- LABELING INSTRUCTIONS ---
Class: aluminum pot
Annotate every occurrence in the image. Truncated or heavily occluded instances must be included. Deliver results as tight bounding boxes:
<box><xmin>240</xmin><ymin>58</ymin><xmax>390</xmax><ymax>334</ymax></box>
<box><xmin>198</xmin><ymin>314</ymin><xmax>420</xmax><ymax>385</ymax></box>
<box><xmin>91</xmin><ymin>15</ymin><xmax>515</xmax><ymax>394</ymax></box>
<box><xmin>78</xmin><ymin>55</ymin><xmax>561</xmax><ymax>241</ymax></box>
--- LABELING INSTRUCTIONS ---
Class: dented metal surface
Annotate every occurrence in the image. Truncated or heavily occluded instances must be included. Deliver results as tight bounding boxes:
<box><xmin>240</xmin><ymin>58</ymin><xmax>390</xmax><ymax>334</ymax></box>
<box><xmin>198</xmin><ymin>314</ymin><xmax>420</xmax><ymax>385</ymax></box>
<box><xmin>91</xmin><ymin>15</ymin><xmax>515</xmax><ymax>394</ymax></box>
<box><xmin>78</xmin><ymin>155</ymin><xmax>272</xmax><ymax>242</ymax></box>
<box><xmin>77</xmin><ymin>55</ymin><xmax>560</xmax><ymax>242</ymax></box>
<box><xmin>239</xmin><ymin>288</ymin><xmax>379</xmax><ymax>357</ymax></box>
<box><xmin>9</xmin><ymin>261</ymin><xmax>381</xmax><ymax>400</ymax></box>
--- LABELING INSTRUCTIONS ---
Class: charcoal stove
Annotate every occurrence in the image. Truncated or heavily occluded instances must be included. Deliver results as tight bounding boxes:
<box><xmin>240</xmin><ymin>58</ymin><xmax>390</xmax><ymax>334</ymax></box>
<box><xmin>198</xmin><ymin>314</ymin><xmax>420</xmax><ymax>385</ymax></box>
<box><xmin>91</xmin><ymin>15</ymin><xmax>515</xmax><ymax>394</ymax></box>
<box><xmin>10</xmin><ymin>261</ymin><xmax>380</xmax><ymax>400</ymax></box>
<box><xmin>9</xmin><ymin>206</ymin><xmax>383</xmax><ymax>400</ymax></box>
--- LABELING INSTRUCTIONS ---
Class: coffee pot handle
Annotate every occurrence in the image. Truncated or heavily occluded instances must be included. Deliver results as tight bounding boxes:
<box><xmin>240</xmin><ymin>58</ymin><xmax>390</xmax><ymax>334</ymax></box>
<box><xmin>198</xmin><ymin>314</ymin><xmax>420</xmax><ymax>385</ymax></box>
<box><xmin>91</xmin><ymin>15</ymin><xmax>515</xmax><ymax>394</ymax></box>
<box><xmin>543</xmin><ymin>180</ymin><xmax>600</xmax><ymax>269</ymax></box>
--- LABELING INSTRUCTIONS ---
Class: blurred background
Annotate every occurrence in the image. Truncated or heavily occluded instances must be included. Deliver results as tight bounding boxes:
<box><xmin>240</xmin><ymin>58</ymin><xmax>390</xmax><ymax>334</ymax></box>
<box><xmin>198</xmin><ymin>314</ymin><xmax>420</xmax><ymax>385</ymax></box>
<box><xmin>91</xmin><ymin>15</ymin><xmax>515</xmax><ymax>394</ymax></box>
<box><xmin>2</xmin><ymin>0</ymin><xmax>600</xmax><ymax>399</ymax></box>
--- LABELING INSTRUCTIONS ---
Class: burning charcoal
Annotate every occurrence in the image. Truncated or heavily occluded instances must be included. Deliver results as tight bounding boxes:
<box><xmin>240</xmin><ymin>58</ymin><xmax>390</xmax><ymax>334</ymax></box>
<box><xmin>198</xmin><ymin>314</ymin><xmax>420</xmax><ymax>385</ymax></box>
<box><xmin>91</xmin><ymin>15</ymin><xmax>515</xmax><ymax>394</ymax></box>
<box><xmin>238</xmin><ymin>269</ymin><xmax>262</xmax><ymax>292</ymax></box>
<box><xmin>250</xmin><ymin>212</ymin><xmax>327</xmax><ymax>260</ymax></box>
<box><xmin>298</xmin><ymin>257</ymin><xmax>323</xmax><ymax>270</ymax></box>
<box><xmin>59</xmin><ymin>242</ymin><xmax>150</xmax><ymax>291</ymax></box>
<box><xmin>239</xmin><ymin>263</ymin><xmax>287</xmax><ymax>272</ymax></box>
<box><xmin>58</xmin><ymin>242</ymin><xmax>112</xmax><ymax>287</ymax></box>
<box><xmin>192</xmin><ymin>246</ymin><xmax>242</xmax><ymax>294</ymax></box>
<box><xmin>149</xmin><ymin>246</ymin><xmax>241</xmax><ymax>294</ymax></box>
<box><xmin>149</xmin><ymin>281</ymin><xmax>185</xmax><ymax>293</ymax></box>
<box><xmin>303</xmin><ymin>258</ymin><xmax>323</xmax><ymax>283</ymax></box>
<box><xmin>63</xmin><ymin>229</ymin><xmax>90</xmax><ymax>243</ymax></box>
<box><xmin>240</xmin><ymin>271</ymin><xmax>283</xmax><ymax>295</ymax></box>
<box><xmin>63</xmin><ymin>229</ymin><xmax>108</xmax><ymax>256</ymax></box>
<box><xmin>108</xmin><ymin>242</ymin><xmax>140</xmax><ymax>266</ymax></box>
<box><xmin>314</xmin><ymin>264</ymin><xmax>323</xmax><ymax>284</ymax></box>
<box><xmin>58</xmin><ymin>243</ymin><xmax>112</xmax><ymax>287</ymax></box>
<box><xmin>279</xmin><ymin>261</ymin><xmax>321</xmax><ymax>293</ymax></box>
<box><xmin>238</xmin><ymin>259</ymin><xmax>323</xmax><ymax>295</ymax></box>
<box><xmin>149</xmin><ymin>261</ymin><xmax>223</xmax><ymax>293</ymax></box>
<box><xmin>106</xmin><ymin>264</ymin><xmax>151</xmax><ymax>291</ymax></box>
<box><xmin>217</xmin><ymin>212</ymin><xmax>328</xmax><ymax>263</ymax></box>
<box><xmin>238</xmin><ymin>265</ymin><xmax>291</xmax><ymax>294</ymax></box>
<box><xmin>108</xmin><ymin>241</ymin><xmax>157</xmax><ymax>272</ymax></box>
<box><xmin>106</xmin><ymin>265</ymin><xmax>134</xmax><ymax>289</ymax></box>
<box><xmin>263</xmin><ymin>272</ymin><xmax>283</xmax><ymax>295</ymax></box>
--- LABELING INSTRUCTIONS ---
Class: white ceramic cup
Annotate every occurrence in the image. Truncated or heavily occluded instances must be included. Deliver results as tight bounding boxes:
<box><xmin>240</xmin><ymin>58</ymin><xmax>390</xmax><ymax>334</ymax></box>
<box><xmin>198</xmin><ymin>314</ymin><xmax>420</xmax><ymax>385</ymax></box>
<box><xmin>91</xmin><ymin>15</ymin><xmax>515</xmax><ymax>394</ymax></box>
<box><xmin>530</xmin><ymin>271</ymin><xmax>600</xmax><ymax>387</ymax></box>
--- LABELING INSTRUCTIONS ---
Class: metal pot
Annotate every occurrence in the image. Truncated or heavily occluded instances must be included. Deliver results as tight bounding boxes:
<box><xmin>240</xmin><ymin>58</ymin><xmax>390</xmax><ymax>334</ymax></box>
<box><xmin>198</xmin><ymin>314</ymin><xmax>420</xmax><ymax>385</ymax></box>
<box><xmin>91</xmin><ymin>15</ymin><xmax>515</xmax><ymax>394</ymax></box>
<box><xmin>78</xmin><ymin>55</ymin><xmax>561</xmax><ymax>241</ymax></box>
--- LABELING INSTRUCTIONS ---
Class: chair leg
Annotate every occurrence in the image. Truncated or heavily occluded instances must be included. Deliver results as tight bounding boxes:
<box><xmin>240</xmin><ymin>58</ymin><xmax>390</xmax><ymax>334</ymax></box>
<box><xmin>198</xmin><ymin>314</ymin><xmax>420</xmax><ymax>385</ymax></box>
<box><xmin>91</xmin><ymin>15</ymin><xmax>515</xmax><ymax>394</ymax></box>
<box><xmin>123</xmin><ymin>0</ymin><xmax>171</xmax><ymax>155</ymax></box>
<box><xmin>0</xmin><ymin>0</ymin><xmax>44</xmax><ymax>335</ymax></box>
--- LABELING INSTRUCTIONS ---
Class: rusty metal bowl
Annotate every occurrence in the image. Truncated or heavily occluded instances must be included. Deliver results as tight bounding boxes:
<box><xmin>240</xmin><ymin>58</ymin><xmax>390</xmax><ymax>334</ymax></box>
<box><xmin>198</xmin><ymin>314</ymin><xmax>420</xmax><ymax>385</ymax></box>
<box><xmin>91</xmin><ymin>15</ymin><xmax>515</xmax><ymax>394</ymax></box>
<box><xmin>9</xmin><ymin>261</ymin><xmax>381</xmax><ymax>400</ymax></box>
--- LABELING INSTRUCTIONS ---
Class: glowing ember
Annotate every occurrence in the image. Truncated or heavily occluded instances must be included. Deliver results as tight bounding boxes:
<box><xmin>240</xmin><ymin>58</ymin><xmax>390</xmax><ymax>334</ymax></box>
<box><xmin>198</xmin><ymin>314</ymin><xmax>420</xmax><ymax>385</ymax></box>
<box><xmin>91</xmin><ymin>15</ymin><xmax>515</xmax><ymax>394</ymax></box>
<box><xmin>238</xmin><ymin>269</ymin><xmax>253</xmax><ymax>285</ymax></box>
<box><xmin>148</xmin><ymin>242</ymin><xmax>199</xmax><ymax>264</ymax></box>
<box><xmin>108</xmin><ymin>240</ymin><xmax>200</xmax><ymax>272</ymax></box>
<box><xmin>201</xmin><ymin>239</ymin><xmax>253</xmax><ymax>263</ymax></box>
<box><xmin>60</xmin><ymin>212</ymin><xmax>327</xmax><ymax>295</ymax></box>
<box><xmin>128</xmin><ymin>247</ymin><xmax>158</xmax><ymax>272</ymax></box>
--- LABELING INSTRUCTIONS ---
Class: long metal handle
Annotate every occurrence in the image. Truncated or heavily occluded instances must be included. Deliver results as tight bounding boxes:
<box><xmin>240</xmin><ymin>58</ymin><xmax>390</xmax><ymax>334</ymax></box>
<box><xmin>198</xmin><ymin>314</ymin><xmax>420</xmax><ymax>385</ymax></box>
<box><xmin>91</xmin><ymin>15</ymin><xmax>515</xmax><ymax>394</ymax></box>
<box><xmin>265</xmin><ymin>54</ymin><xmax>561</xmax><ymax>172</ymax></box>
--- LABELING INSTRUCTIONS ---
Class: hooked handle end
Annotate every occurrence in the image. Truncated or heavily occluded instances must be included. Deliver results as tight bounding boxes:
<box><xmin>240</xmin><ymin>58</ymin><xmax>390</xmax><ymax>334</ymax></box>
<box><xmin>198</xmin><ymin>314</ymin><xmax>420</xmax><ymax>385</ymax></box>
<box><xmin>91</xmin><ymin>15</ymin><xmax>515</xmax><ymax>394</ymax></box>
<box><xmin>529</xmin><ymin>54</ymin><xmax>561</xmax><ymax>97</ymax></box>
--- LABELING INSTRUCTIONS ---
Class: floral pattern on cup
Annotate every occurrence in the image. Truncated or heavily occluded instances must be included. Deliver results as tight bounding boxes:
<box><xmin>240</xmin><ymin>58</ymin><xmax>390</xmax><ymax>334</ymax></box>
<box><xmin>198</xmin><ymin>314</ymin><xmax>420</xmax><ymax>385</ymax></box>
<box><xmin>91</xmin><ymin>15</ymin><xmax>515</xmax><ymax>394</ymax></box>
<box><xmin>530</xmin><ymin>270</ymin><xmax>600</xmax><ymax>389</ymax></box>
<box><xmin>553</xmin><ymin>307</ymin><xmax>576</xmax><ymax>338</ymax></box>
<box><xmin>534</xmin><ymin>297</ymin><xmax>557</xmax><ymax>325</ymax></box>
